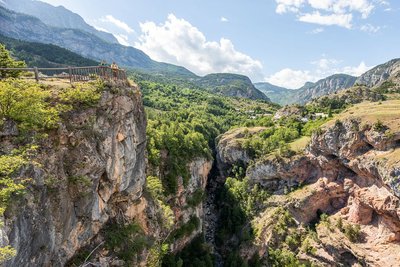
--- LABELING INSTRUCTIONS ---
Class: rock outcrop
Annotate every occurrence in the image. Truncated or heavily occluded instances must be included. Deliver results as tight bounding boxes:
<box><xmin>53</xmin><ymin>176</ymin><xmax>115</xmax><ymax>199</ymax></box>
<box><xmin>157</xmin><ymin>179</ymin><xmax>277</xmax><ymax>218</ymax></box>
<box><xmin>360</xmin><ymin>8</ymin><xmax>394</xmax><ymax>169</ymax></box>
<box><xmin>216</xmin><ymin>114</ymin><xmax>400</xmax><ymax>266</ymax></box>
<box><xmin>0</xmin><ymin>83</ymin><xmax>147</xmax><ymax>266</ymax></box>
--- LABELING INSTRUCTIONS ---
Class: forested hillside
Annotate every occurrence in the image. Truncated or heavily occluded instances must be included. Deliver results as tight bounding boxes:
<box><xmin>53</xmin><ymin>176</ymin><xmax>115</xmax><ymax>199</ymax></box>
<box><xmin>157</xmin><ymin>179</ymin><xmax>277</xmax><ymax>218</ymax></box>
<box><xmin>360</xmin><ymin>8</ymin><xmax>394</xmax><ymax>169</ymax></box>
<box><xmin>0</xmin><ymin>34</ymin><xmax>98</xmax><ymax>67</ymax></box>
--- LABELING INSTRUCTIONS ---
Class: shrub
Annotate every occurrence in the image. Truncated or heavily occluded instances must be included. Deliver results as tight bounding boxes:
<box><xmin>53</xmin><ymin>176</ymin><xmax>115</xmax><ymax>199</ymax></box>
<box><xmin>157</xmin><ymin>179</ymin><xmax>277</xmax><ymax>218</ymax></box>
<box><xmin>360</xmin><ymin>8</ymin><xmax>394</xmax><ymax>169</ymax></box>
<box><xmin>0</xmin><ymin>79</ymin><xmax>59</xmax><ymax>131</ymax></box>
<box><xmin>0</xmin><ymin>44</ymin><xmax>26</xmax><ymax>78</ymax></box>
<box><xmin>343</xmin><ymin>223</ymin><xmax>361</xmax><ymax>242</ymax></box>
<box><xmin>103</xmin><ymin>221</ymin><xmax>151</xmax><ymax>262</ymax></box>
<box><xmin>373</xmin><ymin>120</ymin><xmax>386</xmax><ymax>132</ymax></box>
<box><xmin>0</xmin><ymin>245</ymin><xmax>17</xmax><ymax>263</ymax></box>
<box><xmin>59</xmin><ymin>82</ymin><xmax>102</xmax><ymax>108</ymax></box>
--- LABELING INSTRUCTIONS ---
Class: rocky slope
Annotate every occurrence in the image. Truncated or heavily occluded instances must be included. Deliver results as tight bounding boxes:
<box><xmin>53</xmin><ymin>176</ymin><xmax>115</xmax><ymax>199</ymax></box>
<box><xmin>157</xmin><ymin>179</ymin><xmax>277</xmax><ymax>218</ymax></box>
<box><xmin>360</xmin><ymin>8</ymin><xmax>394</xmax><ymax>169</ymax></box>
<box><xmin>1</xmin><ymin>0</ymin><xmax>118</xmax><ymax>44</ymax></box>
<box><xmin>356</xmin><ymin>58</ymin><xmax>400</xmax><ymax>87</ymax></box>
<box><xmin>216</xmin><ymin>100</ymin><xmax>400</xmax><ymax>266</ymax></box>
<box><xmin>255</xmin><ymin>74</ymin><xmax>356</xmax><ymax>105</ymax></box>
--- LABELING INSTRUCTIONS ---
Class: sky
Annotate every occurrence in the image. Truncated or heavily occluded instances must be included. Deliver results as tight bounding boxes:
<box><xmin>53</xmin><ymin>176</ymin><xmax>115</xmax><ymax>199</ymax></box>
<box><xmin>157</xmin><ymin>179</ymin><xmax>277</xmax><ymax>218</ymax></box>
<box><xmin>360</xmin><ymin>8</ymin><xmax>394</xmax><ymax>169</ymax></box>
<box><xmin>40</xmin><ymin>0</ymin><xmax>400</xmax><ymax>88</ymax></box>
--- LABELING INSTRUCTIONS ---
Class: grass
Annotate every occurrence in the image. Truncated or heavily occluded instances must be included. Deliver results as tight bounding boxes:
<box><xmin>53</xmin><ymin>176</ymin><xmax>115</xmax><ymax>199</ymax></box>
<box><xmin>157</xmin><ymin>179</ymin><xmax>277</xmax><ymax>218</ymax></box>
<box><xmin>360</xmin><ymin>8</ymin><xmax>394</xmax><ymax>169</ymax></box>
<box><xmin>324</xmin><ymin>100</ymin><xmax>400</xmax><ymax>130</ymax></box>
<box><xmin>289</xmin><ymin>136</ymin><xmax>311</xmax><ymax>152</ymax></box>
<box><xmin>376</xmin><ymin>148</ymin><xmax>400</xmax><ymax>165</ymax></box>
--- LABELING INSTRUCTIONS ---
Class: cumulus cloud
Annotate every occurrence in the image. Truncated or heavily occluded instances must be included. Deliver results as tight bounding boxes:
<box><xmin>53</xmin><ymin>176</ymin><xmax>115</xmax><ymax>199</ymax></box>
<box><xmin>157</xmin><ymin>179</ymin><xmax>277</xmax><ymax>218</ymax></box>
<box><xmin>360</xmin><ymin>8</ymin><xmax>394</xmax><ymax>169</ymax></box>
<box><xmin>220</xmin><ymin>16</ymin><xmax>229</xmax><ymax>22</ymax></box>
<box><xmin>274</xmin><ymin>0</ymin><xmax>388</xmax><ymax>29</ymax></box>
<box><xmin>266</xmin><ymin>57</ymin><xmax>372</xmax><ymax>88</ymax></box>
<box><xmin>90</xmin><ymin>15</ymin><xmax>136</xmax><ymax>46</ymax></box>
<box><xmin>135</xmin><ymin>14</ymin><xmax>264</xmax><ymax>80</ymax></box>
<box><xmin>100</xmin><ymin>15</ymin><xmax>134</xmax><ymax>34</ymax></box>
<box><xmin>299</xmin><ymin>11</ymin><xmax>353</xmax><ymax>28</ymax></box>
<box><xmin>267</xmin><ymin>68</ymin><xmax>313</xmax><ymax>89</ymax></box>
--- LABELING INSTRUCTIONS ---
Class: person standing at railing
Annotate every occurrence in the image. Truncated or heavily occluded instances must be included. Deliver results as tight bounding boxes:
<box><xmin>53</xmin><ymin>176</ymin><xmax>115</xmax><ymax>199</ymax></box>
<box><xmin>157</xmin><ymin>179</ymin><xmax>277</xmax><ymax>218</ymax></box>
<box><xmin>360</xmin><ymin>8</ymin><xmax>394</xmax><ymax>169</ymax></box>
<box><xmin>111</xmin><ymin>62</ymin><xmax>119</xmax><ymax>80</ymax></box>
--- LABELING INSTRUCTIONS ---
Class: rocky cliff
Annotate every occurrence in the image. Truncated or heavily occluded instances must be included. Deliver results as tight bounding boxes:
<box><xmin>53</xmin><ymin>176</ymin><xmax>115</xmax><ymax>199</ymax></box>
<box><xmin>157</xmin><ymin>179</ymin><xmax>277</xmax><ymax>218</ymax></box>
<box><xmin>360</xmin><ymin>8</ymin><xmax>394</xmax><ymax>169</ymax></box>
<box><xmin>0</xmin><ymin>80</ymin><xmax>214</xmax><ymax>266</ymax></box>
<box><xmin>355</xmin><ymin>58</ymin><xmax>400</xmax><ymax>87</ymax></box>
<box><xmin>0</xmin><ymin>83</ymin><xmax>147</xmax><ymax>266</ymax></box>
<box><xmin>216</xmin><ymin>100</ymin><xmax>400</xmax><ymax>266</ymax></box>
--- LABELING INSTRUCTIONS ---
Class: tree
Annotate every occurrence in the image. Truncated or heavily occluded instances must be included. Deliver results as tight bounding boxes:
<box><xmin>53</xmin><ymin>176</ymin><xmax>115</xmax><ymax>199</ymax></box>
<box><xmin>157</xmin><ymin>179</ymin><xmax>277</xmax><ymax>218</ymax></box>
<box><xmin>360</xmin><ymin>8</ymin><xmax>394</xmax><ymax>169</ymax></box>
<box><xmin>0</xmin><ymin>44</ymin><xmax>26</xmax><ymax>78</ymax></box>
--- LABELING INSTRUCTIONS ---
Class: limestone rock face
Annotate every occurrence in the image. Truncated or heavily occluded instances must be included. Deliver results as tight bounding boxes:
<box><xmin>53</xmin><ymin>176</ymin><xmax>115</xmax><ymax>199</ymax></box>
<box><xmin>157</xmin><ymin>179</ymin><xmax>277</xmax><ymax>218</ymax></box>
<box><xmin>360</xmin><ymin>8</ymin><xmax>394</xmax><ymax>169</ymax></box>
<box><xmin>1</xmin><ymin>84</ymin><xmax>147</xmax><ymax>267</ymax></box>
<box><xmin>216</xmin><ymin>116</ymin><xmax>400</xmax><ymax>266</ymax></box>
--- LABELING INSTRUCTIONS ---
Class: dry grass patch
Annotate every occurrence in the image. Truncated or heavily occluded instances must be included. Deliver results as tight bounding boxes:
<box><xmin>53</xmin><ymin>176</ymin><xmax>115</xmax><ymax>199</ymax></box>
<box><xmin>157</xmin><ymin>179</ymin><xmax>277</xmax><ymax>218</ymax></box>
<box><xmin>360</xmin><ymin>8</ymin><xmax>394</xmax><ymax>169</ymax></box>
<box><xmin>324</xmin><ymin>100</ymin><xmax>400</xmax><ymax>130</ymax></box>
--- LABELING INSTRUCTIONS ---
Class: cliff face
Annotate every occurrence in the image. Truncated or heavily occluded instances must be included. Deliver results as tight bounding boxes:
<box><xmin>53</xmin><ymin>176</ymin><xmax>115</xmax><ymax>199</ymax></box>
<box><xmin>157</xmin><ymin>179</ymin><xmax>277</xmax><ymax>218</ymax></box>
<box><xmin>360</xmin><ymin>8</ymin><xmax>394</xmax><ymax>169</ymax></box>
<box><xmin>0</xmin><ymin>84</ymin><xmax>147</xmax><ymax>266</ymax></box>
<box><xmin>216</xmin><ymin>106</ymin><xmax>400</xmax><ymax>266</ymax></box>
<box><xmin>355</xmin><ymin>58</ymin><xmax>400</xmax><ymax>87</ymax></box>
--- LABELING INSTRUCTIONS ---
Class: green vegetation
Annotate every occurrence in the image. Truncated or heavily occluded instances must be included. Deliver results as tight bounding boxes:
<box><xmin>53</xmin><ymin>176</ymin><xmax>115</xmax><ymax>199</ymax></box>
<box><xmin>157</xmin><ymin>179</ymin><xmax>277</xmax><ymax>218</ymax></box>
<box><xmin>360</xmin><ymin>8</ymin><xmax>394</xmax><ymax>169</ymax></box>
<box><xmin>103</xmin><ymin>221</ymin><xmax>152</xmax><ymax>264</ymax></box>
<box><xmin>0</xmin><ymin>245</ymin><xmax>17</xmax><ymax>263</ymax></box>
<box><xmin>0</xmin><ymin>145</ymin><xmax>38</xmax><ymax>263</ymax></box>
<box><xmin>265</xmin><ymin>208</ymin><xmax>317</xmax><ymax>266</ymax></box>
<box><xmin>343</xmin><ymin>223</ymin><xmax>362</xmax><ymax>243</ymax></box>
<box><xmin>141</xmin><ymin>78</ymin><xmax>277</xmax><ymax>196</ymax></box>
<box><xmin>169</xmin><ymin>216</ymin><xmax>200</xmax><ymax>240</ymax></box>
<box><xmin>162</xmin><ymin>235</ymin><xmax>213</xmax><ymax>267</ymax></box>
<box><xmin>59</xmin><ymin>81</ymin><xmax>103</xmax><ymax>108</ymax></box>
<box><xmin>0</xmin><ymin>43</ymin><xmax>26</xmax><ymax>78</ymax></box>
<box><xmin>187</xmin><ymin>189</ymin><xmax>205</xmax><ymax>208</ymax></box>
<box><xmin>0</xmin><ymin>34</ymin><xmax>98</xmax><ymax>68</ymax></box>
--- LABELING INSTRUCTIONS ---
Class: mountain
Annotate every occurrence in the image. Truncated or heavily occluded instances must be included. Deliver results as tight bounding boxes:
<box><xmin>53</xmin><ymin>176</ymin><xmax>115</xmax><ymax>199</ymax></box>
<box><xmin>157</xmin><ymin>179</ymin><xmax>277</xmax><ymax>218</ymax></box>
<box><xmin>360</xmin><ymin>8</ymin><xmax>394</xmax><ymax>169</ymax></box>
<box><xmin>0</xmin><ymin>6</ymin><xmax>196</xmax><ymax>79</ymax></box>
<box><xmin>0</xmin><ymin>34</ymin><xmax>98</xmax><ymax>67</ymax></box>
<box><xmin>294</xmin><ymin>74</ymin><xmax>357</xmax><ymax>104</ymax></box>
<box><xmin>253</xmin><ymin>82</ymin><xmax>296</xmax><ymax>105</ymax></box>
<box><xmin>355</xmin><ymin>58</ymin><xmax>400</xmax><ymax>87</ymax></box>
<box><xmin>195</xmin><ymin>73</ymin><xmax>270</xmax><ymax>101</ymax></box>
<box><xmin>255</xmin><ymin>74</ymin><xmax>356</xmax><ymax>105</ymax></box>
<box><xmin>0</xmin><ymin>0</ymin><xmax>118</xmax><ymax>44</ymax></box>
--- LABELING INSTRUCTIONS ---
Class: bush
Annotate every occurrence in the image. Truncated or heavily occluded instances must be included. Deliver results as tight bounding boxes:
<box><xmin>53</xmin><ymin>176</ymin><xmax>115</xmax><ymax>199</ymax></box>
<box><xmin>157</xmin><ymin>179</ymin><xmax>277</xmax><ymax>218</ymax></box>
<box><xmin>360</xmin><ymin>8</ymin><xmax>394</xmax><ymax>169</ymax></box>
<box><xmin>0</xmin><ymin>44</ymin><xmax>26</xmax><ymax>78</ymax></box>
<box><xmin>343</xmin><ymin>223</ymin><xmax>361</xmax><ymax>242</ymax></box>
<box><xmin>373</xmin><ymin>120</ymin><xmax>386</xmax><ymax>132</ymax></box>
<box><xmin>0</xmin><ymin>79</ymin><xmax>60</xmax><ymax>131</ymax></box>
<box><xmin>103</xmin><ymin>221</ymin><xmax>151</xmax><ymax>262</ymax></box>
<box><xmin>59</xmin><ymin>82</ymin><xmax>102</xmax><ymax>108</ymax></box>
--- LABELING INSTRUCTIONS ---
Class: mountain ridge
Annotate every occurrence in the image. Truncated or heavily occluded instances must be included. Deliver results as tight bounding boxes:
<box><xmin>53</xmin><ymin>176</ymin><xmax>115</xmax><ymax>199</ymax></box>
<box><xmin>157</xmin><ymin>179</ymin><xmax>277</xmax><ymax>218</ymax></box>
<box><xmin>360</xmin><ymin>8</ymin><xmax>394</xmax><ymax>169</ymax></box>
<box><xmin>1</xmin><ymin>0</ymin><xmax>118</xmax><ymax>44</ymax></box>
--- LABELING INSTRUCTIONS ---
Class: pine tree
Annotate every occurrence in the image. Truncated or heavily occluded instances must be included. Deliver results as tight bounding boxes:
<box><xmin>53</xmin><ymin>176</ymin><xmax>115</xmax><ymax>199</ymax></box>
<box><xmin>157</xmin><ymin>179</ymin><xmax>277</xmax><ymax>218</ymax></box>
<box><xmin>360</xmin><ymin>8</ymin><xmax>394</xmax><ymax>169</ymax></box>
<box><xmin>0</xmin><ymin>44</ymin><xmax>26</xmax><ymax>78</ymax></box>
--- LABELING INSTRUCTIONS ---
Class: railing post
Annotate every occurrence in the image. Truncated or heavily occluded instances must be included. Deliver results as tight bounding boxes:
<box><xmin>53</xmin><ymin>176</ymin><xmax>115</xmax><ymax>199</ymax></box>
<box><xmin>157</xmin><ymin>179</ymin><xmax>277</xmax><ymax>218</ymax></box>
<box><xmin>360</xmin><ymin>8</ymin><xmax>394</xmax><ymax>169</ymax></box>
<box><xmin>34</xmin><ymin>67</ymin><xmax>39</xmax><ymax>82</ymax></box>
<box><xmin>68</xmin><ymin>66</ymin><xmax>72</xmax><ymax>84</ymax></box>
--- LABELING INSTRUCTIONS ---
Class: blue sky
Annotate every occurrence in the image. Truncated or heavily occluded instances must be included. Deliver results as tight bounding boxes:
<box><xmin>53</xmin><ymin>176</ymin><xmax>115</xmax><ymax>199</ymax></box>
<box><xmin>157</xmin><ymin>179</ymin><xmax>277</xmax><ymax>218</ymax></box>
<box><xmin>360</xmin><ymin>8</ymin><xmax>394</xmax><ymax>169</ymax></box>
<box><xmin>40</xmin><ymin>0</ymin><xmax>399</xmax><ymax>88</ymax></box>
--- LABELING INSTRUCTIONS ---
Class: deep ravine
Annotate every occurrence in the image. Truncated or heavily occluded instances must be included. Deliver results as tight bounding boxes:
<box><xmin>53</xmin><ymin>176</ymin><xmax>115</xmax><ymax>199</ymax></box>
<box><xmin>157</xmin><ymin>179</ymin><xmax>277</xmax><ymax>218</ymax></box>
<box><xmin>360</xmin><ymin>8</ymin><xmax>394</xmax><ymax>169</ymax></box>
<box><xmin>203</xmin><ymin>159</ymin><xmax>224</xmax><ymax>267</ymax></box>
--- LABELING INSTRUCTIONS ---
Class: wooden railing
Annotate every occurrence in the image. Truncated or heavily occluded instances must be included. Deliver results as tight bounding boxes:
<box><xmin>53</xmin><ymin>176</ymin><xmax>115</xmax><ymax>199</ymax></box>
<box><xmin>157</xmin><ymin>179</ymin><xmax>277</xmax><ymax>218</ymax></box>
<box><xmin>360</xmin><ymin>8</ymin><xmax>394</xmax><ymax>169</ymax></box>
<box><xmin>0</xmin><ymin>66</ymin><xmax>129</xmax><ymax>85</ymax></box>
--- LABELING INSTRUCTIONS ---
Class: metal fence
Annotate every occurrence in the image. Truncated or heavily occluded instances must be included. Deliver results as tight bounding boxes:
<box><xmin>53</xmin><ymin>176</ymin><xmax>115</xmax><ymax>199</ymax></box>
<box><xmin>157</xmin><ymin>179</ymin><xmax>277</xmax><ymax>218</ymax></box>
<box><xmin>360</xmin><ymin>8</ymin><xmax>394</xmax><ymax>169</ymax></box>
<box><xmin>0</xmin><ymin>66</ymin><xmax>129</xmax><ymax>85</ymax></box>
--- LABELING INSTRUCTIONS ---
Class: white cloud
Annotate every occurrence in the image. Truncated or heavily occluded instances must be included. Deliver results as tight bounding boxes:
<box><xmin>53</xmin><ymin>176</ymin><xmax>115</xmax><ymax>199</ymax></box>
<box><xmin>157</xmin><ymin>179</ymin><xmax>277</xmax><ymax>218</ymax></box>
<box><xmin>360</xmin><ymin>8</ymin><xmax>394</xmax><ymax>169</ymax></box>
<box><xmin>276</xmin><ymin>0</ymin><xmax>305</xmax><ymax>14</ymax></box>
<box><xmin>309</xmin><ymin>27</ymin><xmax>325</xmax><ymax>34</ymax></box>
<box><xmin>266</xmin><ymin>68</ymin><xmax>313</xmax><ymax>89</ymax></box>
<box><xmin>299</xmin><ymin>11</ymin><xmax>353</xmax><ymax>28</ymax></box>
<box><xmin>100</xmin><ymin>15</ymin><xmax>134</xmax><ymax>34</ymax></box>
<box><xmin>275</xmin><ymin>0</ymin><xmax>388</xmax><ymax>29</ymax></box>
<box><xmin>220</xmin><ymin>16</ymin><xmax>229</xmax><ymax>22</ymax></box>
<box><xmin>360</xmin><ymin>23</ymin><xmax>381</xmax><ymax>33</ymax></box>
<box><xmin>266</xmin><ymin>57</ymin><xmax>372</xmax><ymax>88</ymax></box>
<box><xmin>342</xmin><ymin>61</ymin><xmax>371</xmax><ymax>76</ymax></box>
<box><xmin>92</xmin><ymin>25</ymin><xmax>111</xmax><ymax>34</ymax></box>
<box><xmin>114</xmin><ymin>34</ymin><xmax>130</xmax><ymax>46</ymax></box>
<box><xmin>135</xmin><ymin>14</ymin><xmax>264</xmax><ymax>80</ymax></box>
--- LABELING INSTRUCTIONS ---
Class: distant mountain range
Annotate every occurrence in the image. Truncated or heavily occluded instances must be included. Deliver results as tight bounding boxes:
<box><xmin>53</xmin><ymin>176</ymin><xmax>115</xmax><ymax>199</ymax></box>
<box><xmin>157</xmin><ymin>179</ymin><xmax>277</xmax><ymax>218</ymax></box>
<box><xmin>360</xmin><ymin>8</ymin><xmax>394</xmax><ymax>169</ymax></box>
<box><xmin>255</xmin><ymin>74</ymin><xmax>356</xmax><ymax>105</ymax></box>
<box><xmin>0</xmin><ymin>0</ymin><xmax>398</xmax><ymax>104</ymax></box>
<box><xmin>256</xmin><ymin>59</ymin><xmax>400</xmax><ymax>105</ymax></box>
<box><xmin>1</xmin><ymin>0</ymin><xmax>118</xmax><ymax>44</ymax></box>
